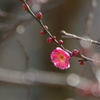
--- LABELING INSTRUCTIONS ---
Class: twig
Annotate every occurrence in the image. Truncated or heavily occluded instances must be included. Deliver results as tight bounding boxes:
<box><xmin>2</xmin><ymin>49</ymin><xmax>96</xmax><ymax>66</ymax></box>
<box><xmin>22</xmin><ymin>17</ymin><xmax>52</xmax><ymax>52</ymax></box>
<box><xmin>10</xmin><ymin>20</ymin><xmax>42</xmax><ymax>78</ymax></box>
<box><xmin>18</xmin><ymin>40</ymin><xmax>30</xmax><ymax>71</ymax></box>
<box><xmin>17</xmin><ymin>40</ymin><xmax>31</xmax><ymax>99</ymax></box>
<box><xmin>23</xmin><ymin>0</ymin><xmax>72</xmax><ymax>55</ymax></box>
<box><xmin>22</xmin><ymin>1</ymin><xmax>100</xmax><ymax>64</ymax></box>
<box><xmin>27</xmin><ymin>87</ymin><xmax>32</xmax><ymax>100</ymax></box>
<box><xmin>0</xmin><ymin>22</ymin><xmax>21</xmax><ymax>46</ymax></box>
<box><xmin>61</xmin><ymin>30</ymin><xmax>100</xmax><ymax>64</ymax></box>
<box><xmin>0</xmin><ymin>8</ymin><xmax>34</xmax><ymax>21</ymax></box>
<box><xmin>61</xmin><ymin>30</ymin><xmax>100</xmax><ymax>45</ymax></box>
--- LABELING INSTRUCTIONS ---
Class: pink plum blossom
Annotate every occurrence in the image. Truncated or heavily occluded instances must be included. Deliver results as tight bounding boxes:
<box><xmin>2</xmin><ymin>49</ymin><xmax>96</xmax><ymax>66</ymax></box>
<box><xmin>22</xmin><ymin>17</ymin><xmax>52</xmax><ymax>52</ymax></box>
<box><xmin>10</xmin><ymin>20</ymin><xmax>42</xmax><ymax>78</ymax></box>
<box><xmin>50</xmin><ymin>47</ymin><xmax>71</xmax><ymax>70</ymax></box>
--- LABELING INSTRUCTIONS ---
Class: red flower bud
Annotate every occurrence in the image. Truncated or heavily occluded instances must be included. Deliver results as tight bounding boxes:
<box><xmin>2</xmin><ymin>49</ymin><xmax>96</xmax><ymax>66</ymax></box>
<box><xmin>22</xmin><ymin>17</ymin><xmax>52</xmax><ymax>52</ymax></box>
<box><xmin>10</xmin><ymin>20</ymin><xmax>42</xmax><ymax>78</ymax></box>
<box><xmin>52</xmin><ymin>36</ymin><xmax>56</xmax><ymax>40</ymax></box>
<box><xmin>36</xmin><ymin>12</ymin><xmax>43</xmax><ymax>20</ymax></box>
<box><xmin>22</xmin><ymin>4</ymin><xmax>28</xmax><ymax>11</ymax></box>
<box><xmin>58</xmin><ymin>40</ymin><xmax>63</xmax><ymax>44</ymax></box>
<box><xmin>46</xmin><ymin>37</ymin><xmax>53</xmax><ymax>43</ymax></box>
<box><xmin>44</xmin><ymin>25</ymin><xmax>48</xmax><ymax>30</ymax></box>
<box><xmin>72</xmin><ymin>49</ymin><xmax>79</xmax><ymax>56</ymax></box>
<box><xmin>40</xmin><ymin>30</ymin><xmax>46</xmax><ymax>35</ymax></box>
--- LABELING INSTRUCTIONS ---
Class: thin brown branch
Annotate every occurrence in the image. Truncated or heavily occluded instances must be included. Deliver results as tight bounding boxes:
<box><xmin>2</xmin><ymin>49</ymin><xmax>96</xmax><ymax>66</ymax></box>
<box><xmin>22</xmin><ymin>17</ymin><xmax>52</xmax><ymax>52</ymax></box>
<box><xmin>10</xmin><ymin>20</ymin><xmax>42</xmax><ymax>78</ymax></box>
<box><xmin>61</xmin><ymin>30</ymin><xmax>100</xmax><ymax>64</ymax></box>
<box><xmin>17</xmin><ymin>40</ymin><xmax>31</xmax><ymax>99</ymax></box>
<box><xmin>23</xmin><ymin>0</ymin><xmax>72</xmax><ymax>55</ymax></box>
<box><xmin>0</xmin><ymin>9</ymin><xmax>32</xmax><ymax>21</ymax></box>
<box><xmin>18</xmin><ymin>39</ymin><xmax>30</xmax><ymax>71</ymax></box>
<box><xmin>27</xmin><ymin>87</ymin><xmax>32</xmax><ymax>100</ymax></box>
<box><xmin>0</xmin><ymin>22</ymin><xmax>21</xmax><ymax>46</ymax></box>
<box><xmin>21</xmin><ymin>1</ymin><xmax>100</xmax><ymax>64</ymax></box>
<box><xmin>61</xmin><ymin>30</ymin><xmax>100</xmax><ymax>45</ymax></box>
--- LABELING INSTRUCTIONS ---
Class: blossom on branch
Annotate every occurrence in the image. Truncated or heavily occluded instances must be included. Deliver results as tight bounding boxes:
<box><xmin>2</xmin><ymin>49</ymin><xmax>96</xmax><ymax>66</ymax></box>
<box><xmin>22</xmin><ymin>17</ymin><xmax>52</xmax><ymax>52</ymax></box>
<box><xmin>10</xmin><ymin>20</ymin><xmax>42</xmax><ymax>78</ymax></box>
<box><xmin>50</xmin><ymin>47</ymin><xmax>71</xmax><ymax>70</ymax></box>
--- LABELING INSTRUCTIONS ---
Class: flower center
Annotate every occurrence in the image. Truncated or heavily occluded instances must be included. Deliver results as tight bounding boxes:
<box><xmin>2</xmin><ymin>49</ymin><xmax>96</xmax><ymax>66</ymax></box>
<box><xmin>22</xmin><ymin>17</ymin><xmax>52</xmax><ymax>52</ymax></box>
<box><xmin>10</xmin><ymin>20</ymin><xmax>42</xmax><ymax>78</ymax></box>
<box><xmin>59</xmin><ymin>54</ymin><xmax>65</xmax><ymax>61</ymax></box>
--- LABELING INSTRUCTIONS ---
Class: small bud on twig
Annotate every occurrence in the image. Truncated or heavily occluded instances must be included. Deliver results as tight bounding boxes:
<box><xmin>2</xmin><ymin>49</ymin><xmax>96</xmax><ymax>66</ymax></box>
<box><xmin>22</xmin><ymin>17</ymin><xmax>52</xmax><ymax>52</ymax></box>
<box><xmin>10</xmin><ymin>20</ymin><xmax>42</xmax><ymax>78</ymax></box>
<box><xmin>72</xmin><ymin>49</ymin><xmax>80</xmax><ymax>56</ymax></box>
<box><xmin>36</xmin><ymin>12</ymin><xmax>43</xmax><ymax>20</ymax></box>
<box><xmin>22</xmin><ymin>4</ymin><xmax>28</xmax><ymax>11</ymax></box>
<box><xmin>46</xmin><ymin>37</ymin><xmax>53</xmax><ymax>43</ymax></box>
<box><xmin>52</xmin><ymin>36</ymin><xmax>56</xmax><ymax>40</ymax></box>
<box><xmin>58</xmin><ymin>40</ymin><xmax>64</xmax><ymax>44</ymax></box>
<box><xmin>40</xmin><ymin>30</ymin><xmax>46</xmax><ymax>35</ymax></box>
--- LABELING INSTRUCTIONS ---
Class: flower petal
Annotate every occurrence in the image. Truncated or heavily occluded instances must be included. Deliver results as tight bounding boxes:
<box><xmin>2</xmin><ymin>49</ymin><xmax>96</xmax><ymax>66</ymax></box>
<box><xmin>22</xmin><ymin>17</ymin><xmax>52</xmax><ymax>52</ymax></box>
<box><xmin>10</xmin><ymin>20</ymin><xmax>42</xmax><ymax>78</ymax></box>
<box><xmin>54</xmin><ymin>61</ymin><xmax>70</xmax><ymax>70</ymax></box>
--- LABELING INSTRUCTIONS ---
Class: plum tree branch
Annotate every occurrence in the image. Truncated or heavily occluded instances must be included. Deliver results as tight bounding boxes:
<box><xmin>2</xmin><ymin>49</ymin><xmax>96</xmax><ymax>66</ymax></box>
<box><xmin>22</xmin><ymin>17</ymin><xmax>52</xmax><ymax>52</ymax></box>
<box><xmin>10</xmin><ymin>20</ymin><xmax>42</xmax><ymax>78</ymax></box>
<box><xmin>61</xmin><ymin>30</ymin><xmax>100</xmax><ymax>45</ymax></box>
<box><xmin>21</xmin><ymin>0</ymin><xmax>100</xmax><ymax>65</ymax></box>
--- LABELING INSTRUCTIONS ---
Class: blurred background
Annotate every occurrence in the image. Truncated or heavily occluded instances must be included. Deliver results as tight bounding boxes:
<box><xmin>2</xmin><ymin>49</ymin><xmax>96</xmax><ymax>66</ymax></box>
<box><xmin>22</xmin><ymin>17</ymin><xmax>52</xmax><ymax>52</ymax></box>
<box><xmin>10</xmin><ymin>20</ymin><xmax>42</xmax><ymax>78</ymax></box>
<box><xmin>0</xmin><ymin>0</ymin><xmax>100</xmax><ymax>100</ymax></box>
